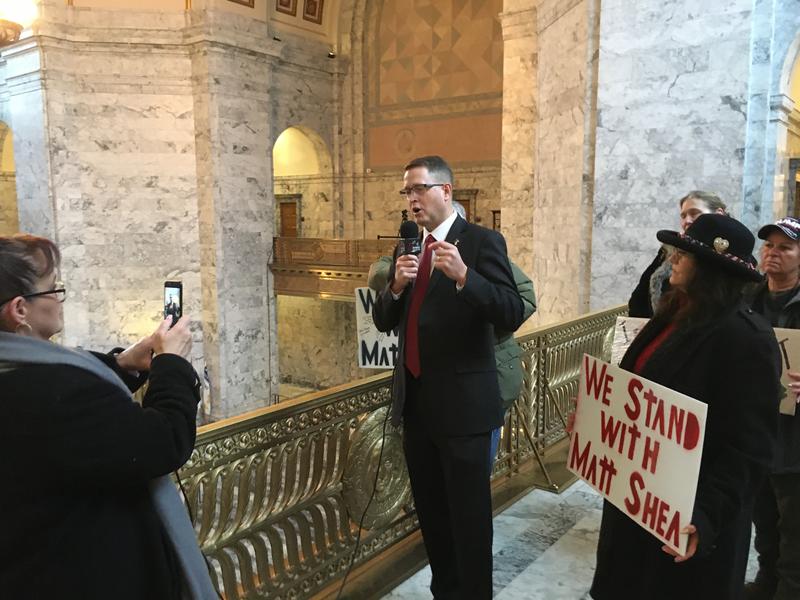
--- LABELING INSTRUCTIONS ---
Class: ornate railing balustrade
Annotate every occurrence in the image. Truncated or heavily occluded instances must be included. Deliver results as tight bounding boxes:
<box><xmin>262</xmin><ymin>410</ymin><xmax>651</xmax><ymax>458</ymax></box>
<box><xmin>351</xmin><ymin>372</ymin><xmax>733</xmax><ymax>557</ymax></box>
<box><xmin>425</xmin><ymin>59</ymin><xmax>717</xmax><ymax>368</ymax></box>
<box><xmin>179</xmin><ymin>305</ymin><xmax>626</xmax><ymax>599</ymax></box>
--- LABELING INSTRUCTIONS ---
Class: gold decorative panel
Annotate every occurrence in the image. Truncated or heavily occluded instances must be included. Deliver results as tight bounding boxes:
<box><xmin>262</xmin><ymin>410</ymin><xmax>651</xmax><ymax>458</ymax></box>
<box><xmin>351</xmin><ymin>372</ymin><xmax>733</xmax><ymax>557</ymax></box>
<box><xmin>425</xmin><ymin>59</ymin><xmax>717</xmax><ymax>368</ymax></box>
<box><xmin>367</xmin><ymin>0</ymin><xmax>504</xmax><ymax>168</ymax></box>
<box><xmin>374</xmin><ymin>0</ymin><xmax>503</xmax><ymax>108</ymax></box>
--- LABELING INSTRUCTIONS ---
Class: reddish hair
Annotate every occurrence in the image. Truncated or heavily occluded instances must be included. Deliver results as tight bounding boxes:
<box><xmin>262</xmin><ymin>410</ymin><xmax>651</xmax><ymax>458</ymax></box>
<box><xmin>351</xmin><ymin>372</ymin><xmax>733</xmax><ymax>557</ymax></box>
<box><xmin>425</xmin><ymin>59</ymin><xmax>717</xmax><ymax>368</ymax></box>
<box><xmin>0</xmin><ymin>234</ymin><xmax>61</xmax><ymax>304</ymax></box>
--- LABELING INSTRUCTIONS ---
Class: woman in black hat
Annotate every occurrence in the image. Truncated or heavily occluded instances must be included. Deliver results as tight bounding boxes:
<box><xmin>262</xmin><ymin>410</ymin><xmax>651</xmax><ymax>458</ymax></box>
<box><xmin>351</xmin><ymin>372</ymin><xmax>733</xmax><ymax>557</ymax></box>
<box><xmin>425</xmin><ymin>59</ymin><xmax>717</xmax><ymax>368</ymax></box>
<box><xmin>590</xmin><ymin>213</ymin><xmax>781</xmax><ymax>600</ymax></box>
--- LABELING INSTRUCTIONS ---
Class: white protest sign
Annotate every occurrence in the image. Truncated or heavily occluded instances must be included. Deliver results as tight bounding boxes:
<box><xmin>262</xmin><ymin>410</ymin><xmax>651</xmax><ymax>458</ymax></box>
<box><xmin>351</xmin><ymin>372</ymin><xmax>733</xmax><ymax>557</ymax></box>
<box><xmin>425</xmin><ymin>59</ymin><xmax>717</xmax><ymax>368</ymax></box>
<box><xmin>568</xmin><ymin>354</ymin><xmax>707</xmax><ymax>554</ymax></box>
<box><xmin>355</xmin><ymin>287</ymin><xmax>399</xmax><ymax>369</ymax></box>
<box><xmin>610</xmin><ymin>316</ymin><xmax>650</xmax><ymax>365</ymax></box>
<box><xmin>773</xmin><ymin>327</ymin><xmax>800</xmax><ymax>416</ymax></box>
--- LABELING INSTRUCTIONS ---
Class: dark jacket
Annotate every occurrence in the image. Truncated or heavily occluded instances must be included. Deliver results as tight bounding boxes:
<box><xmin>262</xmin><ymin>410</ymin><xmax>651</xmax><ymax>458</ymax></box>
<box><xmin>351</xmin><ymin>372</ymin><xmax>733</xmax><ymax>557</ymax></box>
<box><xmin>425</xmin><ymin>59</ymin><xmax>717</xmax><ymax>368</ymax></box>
<box><xmin>369</xmin><ymin>255</ymin><xmax>536</xmax><ymax>412</ymax></box>
<box><xmin>373</xmin><ymin>215</ymin><xmax>525</xmax><ymax>434</ymax></box>
<box><xmin>496</xmin><ymin>261</ymin><xmax>537</xmax><ymax>410</ymax></box>
<box><xmin>591</xmin><ymin>306</ymin><xmax>781</xmax><ymax>600</ymax></box>
<box><xmin>746</xmin><ymin>281</ymin><xmax>800</xmax><ymax>474</ymax></box>
<box><xmin>628</xmin><ymin>247</ymin><xmax>671</xmax><ymax>318</ymax></box>
<box><xmin>0</xmin><ymin>352</ymin><xmax>200</xmax><ymax>600</ymax></box>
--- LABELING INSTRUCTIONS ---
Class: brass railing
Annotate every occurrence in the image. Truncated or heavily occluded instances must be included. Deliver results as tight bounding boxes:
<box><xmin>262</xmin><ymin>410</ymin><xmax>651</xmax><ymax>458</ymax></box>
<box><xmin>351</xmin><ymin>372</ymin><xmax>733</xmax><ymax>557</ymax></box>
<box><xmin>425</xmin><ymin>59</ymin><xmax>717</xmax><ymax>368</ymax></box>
<box><xmin>179</xmin><ymin>305</ymin><xmax>626</xmax><ymax>599</ymax></box>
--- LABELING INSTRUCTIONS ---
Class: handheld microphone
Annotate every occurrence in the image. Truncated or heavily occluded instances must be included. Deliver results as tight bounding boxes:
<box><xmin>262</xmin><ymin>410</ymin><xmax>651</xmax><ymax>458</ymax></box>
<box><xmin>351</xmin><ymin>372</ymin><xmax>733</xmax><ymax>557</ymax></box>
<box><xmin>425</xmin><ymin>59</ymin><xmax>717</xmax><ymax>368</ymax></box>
<box><xmin>399</xmin><ymin>220</ymin><xmax>421</xmax><ymax>255</ymax></box>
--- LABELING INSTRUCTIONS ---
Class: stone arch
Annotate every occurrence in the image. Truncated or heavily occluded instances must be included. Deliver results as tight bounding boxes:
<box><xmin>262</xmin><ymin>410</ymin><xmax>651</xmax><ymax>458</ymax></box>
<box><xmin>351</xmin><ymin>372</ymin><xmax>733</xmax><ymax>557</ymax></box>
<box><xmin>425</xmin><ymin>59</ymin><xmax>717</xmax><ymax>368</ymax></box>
<box><xmin>0</xmin><ymin>120</ymin><xmax>18</xmax><ymax>235</ymax></box>
<box><xmin>768</xmin><ymin>20</ymin><xmax>800</xmax><ymax>218</ymax></box>
<box><xmin>272</xmin><ymin>125</ymin><xmax>335</xmax><ymax>238</ymax></box>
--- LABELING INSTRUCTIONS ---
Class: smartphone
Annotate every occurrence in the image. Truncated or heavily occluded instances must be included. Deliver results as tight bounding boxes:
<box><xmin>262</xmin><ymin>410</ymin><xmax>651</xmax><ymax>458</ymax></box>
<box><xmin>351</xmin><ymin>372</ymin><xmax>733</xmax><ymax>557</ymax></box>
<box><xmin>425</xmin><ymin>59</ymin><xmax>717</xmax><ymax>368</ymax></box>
<box><xmin>164</xmin><ymin>281</ymin><xmax>183</xmax><ymax>327</ymax></box>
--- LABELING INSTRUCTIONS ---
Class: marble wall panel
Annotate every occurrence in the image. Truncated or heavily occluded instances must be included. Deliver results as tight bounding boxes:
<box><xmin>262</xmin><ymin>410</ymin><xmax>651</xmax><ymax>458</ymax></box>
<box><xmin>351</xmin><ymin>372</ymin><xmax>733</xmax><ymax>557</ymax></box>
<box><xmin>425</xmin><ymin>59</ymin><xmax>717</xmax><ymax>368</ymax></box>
<box><xmin>276</xmin><ymin>295</ymin><xmax>380</xmax><ymax>389</ymax></box>
<box><xmin>191</xmin><ymin>41</ymin><xmax>278</xmax><ymax>419</ymax></box>
<box><xmin>590</xmin><ymin>0</ymin><xmax>755</xmax><ymax>309</ymax></box>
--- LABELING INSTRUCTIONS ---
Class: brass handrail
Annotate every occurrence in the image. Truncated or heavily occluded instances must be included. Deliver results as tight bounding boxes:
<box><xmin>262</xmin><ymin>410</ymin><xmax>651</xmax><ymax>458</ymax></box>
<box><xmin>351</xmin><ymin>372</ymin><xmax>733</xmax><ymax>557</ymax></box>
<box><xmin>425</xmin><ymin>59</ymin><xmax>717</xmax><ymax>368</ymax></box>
<box><xmin>180</xmin><ymin>304</ymin><xmax>626</xmax><ymax>599</ymax></box>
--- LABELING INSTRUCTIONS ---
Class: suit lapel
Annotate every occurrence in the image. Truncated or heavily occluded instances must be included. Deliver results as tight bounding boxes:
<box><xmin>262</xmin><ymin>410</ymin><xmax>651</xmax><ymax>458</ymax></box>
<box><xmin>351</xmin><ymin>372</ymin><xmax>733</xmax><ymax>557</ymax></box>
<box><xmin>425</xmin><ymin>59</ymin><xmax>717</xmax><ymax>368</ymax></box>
<box><xmin>425</xmin><ymin>215</ymin><xmax>467</xmax><ymax>299</ymax></box>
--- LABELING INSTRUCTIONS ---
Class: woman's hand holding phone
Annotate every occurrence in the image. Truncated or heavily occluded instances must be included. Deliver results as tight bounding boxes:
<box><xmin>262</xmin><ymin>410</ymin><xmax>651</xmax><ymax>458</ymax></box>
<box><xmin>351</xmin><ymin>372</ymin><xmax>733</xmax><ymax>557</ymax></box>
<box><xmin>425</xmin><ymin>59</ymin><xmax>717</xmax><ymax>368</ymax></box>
<box><xmin>153</xmin><ymin>316</ymin><xmax>192</xmax><ymax>360</ymax></box>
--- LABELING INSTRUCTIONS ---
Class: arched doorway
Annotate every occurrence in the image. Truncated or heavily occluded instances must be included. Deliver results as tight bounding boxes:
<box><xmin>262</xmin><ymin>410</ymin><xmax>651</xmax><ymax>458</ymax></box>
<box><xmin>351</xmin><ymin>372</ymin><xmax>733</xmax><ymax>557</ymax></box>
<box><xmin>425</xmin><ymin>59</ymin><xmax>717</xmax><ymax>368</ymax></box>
<box><xmin>0</xmin><ymin>122</ymin><xmax>18</xmax><ymax>235</ymax></box>
<box><xmin>272</xmin><ymin>125</ymin><xmax>333</xmax><ymax>238</ymax></box>
<box><xmin>785</xmin><ymin>48</ymin><xmax>800</xmax><ymax>216</ymax></box>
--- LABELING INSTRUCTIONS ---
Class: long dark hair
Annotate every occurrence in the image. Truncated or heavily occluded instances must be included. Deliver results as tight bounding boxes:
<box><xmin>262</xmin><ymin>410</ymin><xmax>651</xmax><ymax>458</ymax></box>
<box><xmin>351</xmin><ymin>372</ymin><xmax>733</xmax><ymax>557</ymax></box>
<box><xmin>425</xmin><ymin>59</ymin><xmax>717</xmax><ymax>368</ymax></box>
<box><xmin>655</xmin><ymin>257</ymin><xmax>747</xmax><ymax>327</ymax></box>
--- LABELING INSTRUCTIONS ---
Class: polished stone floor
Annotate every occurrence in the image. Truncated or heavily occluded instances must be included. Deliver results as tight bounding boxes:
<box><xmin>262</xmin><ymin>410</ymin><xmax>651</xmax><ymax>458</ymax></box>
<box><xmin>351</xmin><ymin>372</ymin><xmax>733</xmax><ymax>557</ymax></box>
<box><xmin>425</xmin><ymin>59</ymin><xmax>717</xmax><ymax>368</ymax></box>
<box><xmin>381</xmin><ymin>481</ymin><xmax>759</xmax><ymax>599</ymax></box>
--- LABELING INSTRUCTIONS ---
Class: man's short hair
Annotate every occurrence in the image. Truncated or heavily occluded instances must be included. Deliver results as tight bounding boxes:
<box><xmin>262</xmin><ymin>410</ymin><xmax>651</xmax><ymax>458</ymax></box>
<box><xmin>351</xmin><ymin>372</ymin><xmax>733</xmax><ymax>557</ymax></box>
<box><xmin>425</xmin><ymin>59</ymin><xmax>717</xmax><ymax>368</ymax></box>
<box><xmin>404</xmin><ymin>155</ymin><xmax>453</xmax><ymax>185</ymax></box>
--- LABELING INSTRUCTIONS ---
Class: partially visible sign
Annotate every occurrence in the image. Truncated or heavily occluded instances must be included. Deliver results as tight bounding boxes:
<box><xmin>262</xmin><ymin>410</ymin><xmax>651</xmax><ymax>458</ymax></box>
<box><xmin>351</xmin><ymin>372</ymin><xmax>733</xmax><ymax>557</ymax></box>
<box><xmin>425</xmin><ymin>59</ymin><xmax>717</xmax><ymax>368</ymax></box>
<box><xmin>610</xmin><ymin>316</ymin><xmax>649</xmax><ymax>365</ymax></box>
<box><xmin>568</xmin><ymin>354</ymin><xmax>707</xmax><ymax>555</ymax></box>
<box><xmin>773</xmin><ymin>327</ymin><xmax>800</xmax><ymax>416</ymax></box>
<box><xmin>355</xmin><ymin>287</ymin><xmax>399</xmax><ymax>369</ymax></box>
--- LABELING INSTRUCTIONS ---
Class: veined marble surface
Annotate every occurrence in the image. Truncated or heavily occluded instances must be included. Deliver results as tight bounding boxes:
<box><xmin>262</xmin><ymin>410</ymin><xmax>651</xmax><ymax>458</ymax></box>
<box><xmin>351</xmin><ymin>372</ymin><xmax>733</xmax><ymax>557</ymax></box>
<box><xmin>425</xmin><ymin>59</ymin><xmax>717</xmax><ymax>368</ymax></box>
<box><xmin>382</xmin><ymin>480</ymin><xmax>759</xmax><ymax>599</ymax></box>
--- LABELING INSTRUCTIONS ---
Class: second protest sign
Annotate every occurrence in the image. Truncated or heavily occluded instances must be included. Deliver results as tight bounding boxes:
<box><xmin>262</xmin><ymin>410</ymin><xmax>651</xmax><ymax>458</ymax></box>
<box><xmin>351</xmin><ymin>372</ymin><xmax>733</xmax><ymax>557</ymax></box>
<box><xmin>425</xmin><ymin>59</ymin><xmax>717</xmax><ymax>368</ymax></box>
<box><xmin>568</xmin><ymin>353</ymin><xmax>708</xmax><ymax>555</ymax></box>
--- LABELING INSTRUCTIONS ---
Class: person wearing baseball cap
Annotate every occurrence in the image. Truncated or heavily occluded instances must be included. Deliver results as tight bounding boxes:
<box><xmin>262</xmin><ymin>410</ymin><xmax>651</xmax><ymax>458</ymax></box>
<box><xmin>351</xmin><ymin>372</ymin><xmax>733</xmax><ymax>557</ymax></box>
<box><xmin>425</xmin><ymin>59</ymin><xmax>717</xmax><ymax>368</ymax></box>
<box><xmin>591</xmin><ymin>213</ymin><xmax>781</xmax><ymax>600</ymax></box>
<box><xmin>745</xmin><ymin>216</ymin><xmax>800</xmax><ymax>600</ymax></box>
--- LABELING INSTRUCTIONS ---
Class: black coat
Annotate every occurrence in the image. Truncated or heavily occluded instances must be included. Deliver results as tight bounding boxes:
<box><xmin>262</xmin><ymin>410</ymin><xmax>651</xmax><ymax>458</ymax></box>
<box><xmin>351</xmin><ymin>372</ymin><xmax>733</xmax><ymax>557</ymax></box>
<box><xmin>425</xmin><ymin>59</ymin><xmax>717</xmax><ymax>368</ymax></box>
<box><xmin>591</xmin><ymin>306</ymin><xmax>781</xmax><ymax>600</ymax></box>
<box><xmin>0</xmin><ymin>352</ymin><xmax>200</xmax><ymax>600</ymax></box>
<box><xmin>746</xmin><ymin>281</ymin><xmax>800</xmax><ymax>474</ymax></box>
<box><xmin>628</xmin><ymin>248</ymin><xmax>671</xmax><ymax>318</ymax></box>
<box><xmin>373</xmin><ymin>215</ymin><xmax>524</xmax><ymax>435</ymax></box>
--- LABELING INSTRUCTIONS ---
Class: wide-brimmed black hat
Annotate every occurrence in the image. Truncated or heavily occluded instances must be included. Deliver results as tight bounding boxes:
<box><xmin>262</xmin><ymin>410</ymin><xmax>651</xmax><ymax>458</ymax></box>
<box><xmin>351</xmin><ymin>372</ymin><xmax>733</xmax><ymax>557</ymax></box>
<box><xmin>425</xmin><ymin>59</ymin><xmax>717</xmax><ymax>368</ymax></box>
<box><xmin>758</xmin><ymin>216</ymin><xmax>800</xmax><ymax>241</ymax></box>
<box><xmin>656</xmin><ymin>213</ymin><xmax>762</xmax><ymax>282</ymax></box>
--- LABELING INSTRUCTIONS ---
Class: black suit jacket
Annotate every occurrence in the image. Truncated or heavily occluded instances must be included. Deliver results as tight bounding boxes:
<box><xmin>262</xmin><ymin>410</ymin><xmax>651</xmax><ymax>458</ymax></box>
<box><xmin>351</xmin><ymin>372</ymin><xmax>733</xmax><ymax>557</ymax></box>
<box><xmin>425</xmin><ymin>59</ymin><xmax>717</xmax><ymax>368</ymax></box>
<box><xmin>0</xmin><ymin>352</ymin><xmax>200</xmax><ymax>600</ymax></box>
<box><xmin>373</xmin><ymin>215</ymin><xmax>524</xmax><ymax>435</ymax></box>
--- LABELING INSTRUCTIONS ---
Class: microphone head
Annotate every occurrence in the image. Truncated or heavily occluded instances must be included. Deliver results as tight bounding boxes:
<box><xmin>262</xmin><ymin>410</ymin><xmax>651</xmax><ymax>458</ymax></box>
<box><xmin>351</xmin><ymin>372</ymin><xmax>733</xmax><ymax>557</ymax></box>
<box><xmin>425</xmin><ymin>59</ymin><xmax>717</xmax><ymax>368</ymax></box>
<box><xmin>399</xmin><ymin>220</ymin><xmax>419</xmax><ymax>239</ymax></box>
<box><xmin>398</xmin><ymin>220</ymin><xmax>421</xmax><ymax>255</ymax></box>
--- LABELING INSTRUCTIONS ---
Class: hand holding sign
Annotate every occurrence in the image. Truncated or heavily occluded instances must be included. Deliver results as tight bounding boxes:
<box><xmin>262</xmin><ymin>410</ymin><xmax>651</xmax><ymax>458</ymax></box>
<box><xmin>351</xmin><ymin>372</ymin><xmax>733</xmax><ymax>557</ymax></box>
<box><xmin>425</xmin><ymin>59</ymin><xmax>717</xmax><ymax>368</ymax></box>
<box><xmin>568</xmin><ymin>354</ymin><xmax>707</xmax><ymax>556</ymax></box>
<box><xmin>787</xmin><ymin>371</ymin><xmax>800</xmax><ymax>400</ymax></box>
<box><xmin>661</xmin><ymin>524</ymin><xmax>698</xmax><ymax>563</ymax></box>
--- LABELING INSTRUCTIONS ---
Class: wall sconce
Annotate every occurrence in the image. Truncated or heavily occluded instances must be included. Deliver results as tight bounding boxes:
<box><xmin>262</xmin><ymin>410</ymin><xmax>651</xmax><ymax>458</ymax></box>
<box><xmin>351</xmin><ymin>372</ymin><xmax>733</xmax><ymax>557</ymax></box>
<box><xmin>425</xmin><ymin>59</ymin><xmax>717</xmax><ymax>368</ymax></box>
<box><xmin>0</xmin><ymin>0</ymin><xmax>38</xmax><ymax>46</ymax></box>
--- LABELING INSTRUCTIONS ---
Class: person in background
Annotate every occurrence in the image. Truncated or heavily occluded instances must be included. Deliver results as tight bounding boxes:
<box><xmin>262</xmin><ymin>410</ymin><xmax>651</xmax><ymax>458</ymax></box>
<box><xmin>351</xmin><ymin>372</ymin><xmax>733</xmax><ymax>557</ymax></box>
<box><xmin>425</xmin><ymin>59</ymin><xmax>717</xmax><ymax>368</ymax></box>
<box><xmin>745</xmin><ymin>216</ymin><xmax>800</xmax><ymax>600</ymax></box>
<box><xmin>368</xmin><ymin>201</ymin><xmax>537</xmax><ymax>464</ymax></box>
<box><xmin>628</xmin><ymin>191</ymin><xmax>727</xmax><ymax>317</ymax></box>
<box><xmin>590</xmin><ymin>214</ymin><xmax>780</xmax><ymax>600</ymax></box>
<box><xmin>0</xmin><ymin>234</ymin><xmax>217</xmax><ymax>600</ymax></box>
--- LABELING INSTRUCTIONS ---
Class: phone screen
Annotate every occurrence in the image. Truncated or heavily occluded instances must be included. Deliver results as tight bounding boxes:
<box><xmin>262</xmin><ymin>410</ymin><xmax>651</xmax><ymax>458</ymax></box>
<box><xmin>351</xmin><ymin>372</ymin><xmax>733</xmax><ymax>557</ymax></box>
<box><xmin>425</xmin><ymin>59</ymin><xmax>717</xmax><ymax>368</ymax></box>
<box><xmin>164</xmin><ymin>281</ymin><xmax>183</xmax><ymax>327</ymax></box>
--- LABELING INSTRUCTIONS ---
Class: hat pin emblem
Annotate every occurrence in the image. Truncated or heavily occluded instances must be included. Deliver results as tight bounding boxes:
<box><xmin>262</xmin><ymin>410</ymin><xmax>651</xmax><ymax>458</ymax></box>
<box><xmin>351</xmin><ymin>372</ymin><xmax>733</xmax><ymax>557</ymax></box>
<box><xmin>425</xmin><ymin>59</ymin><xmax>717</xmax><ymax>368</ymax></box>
<box><xmin>713</xmin><ymin>237</ymin><xmax>729</xmax><ymax>254</ymax></box>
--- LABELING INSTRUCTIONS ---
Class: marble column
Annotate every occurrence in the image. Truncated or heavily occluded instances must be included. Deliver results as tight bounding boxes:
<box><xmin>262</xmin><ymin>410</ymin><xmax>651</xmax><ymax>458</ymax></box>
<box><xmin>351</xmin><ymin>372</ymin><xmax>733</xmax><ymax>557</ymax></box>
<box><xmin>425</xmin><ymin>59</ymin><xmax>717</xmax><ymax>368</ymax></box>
<box><xmin>2</xmin><ymin>39</ymin><xmax>56</xmax><ymax>239</ymax></box>
<box><xmin>502</xmin><ymin>0</ymin><xmax>599</xmax><ymax>325</ymax></box>
<box><xmin>500</xmin><ymin>1</ymin><xmax>537</xmax><ymax>330</ymax></box>
<box><xmin>590</xmin><ymin>0</ymin><xmax>755</xmax><ymax>309</ymax></box>
<box><xmin>188</xmin><ymin>10</ymin><xmax>278</xmax><ymax>419</ymax></box>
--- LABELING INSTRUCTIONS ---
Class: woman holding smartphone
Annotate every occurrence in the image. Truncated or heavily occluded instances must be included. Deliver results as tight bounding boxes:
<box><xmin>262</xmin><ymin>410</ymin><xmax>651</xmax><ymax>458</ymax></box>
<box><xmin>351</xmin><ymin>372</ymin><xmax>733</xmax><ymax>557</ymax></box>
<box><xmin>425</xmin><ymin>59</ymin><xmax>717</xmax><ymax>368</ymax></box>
<box><xmin>0</xmin><ymin>234</ymin><xmax>216</xmax><ymax>599</ymax></box>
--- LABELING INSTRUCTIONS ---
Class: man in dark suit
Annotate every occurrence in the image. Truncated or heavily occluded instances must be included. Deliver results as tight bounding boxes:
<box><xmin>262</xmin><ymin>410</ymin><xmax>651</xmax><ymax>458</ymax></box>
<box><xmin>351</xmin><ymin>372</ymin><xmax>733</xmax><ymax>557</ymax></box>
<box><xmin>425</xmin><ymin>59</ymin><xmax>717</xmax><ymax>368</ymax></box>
<box><xmin>373</xmin><ymin>155</ymin><xmax>524</xmax><ymax>599</ymax></box>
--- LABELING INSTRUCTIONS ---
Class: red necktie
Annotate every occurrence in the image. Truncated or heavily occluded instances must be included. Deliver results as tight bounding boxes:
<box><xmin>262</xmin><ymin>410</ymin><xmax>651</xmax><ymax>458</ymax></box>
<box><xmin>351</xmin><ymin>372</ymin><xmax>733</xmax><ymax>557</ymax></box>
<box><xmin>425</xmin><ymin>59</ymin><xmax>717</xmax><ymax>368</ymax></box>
<box><xmin>405</xmin><ymin>234</ymin><xmax>436</xmax><ymax>378</ymax></box>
